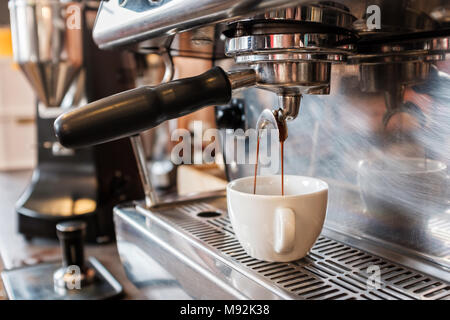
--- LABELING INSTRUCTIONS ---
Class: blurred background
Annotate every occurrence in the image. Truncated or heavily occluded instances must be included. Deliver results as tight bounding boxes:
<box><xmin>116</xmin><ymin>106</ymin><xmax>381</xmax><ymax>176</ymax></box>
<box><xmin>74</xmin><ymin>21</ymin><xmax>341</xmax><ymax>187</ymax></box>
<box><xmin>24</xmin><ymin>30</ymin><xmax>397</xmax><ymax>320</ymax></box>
<box><xmin>0</xmin><ymin>2</ymin><xmax>36</xmax><ymax>172</ymax></box>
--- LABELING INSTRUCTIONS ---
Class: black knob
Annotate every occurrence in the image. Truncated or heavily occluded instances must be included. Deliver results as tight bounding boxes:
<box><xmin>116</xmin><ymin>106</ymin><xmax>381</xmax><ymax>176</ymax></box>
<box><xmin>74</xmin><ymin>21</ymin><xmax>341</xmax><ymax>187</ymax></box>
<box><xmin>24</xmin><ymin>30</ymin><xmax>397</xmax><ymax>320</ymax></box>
<box><xmin>215</xmin><ymin>98</ymin><xmax>246</xmax><ymax>130</ymax></box>
<box><xmin>56</xmin><ymin>221</ymin><xmax>86</xmax><ymax>270</ymax></box>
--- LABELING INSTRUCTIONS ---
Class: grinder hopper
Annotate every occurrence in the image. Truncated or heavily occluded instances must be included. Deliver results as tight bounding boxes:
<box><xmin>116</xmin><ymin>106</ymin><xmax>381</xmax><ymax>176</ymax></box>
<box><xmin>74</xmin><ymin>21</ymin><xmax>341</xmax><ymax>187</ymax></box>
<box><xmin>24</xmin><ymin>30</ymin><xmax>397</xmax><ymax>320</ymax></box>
<box><xmin>9</xmin><ymin>0</ymin><xmax>82</xmax><ymax>107</ymax></box>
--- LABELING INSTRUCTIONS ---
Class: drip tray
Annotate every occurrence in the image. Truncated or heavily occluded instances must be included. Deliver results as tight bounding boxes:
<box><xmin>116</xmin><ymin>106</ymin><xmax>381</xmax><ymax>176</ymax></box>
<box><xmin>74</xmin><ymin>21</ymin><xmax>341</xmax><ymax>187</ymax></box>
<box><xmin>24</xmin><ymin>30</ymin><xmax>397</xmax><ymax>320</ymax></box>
<box><xmin>114</xmin><ymin>197</ymin><xmax>450</xmax><ymax>300</ymax></box>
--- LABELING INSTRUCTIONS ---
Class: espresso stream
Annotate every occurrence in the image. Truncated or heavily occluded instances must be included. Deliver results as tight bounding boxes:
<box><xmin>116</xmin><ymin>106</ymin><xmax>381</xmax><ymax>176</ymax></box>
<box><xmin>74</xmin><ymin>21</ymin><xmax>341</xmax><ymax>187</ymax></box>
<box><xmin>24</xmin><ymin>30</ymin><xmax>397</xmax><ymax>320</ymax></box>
<box><xmin>253</xmin><ymin>109</ymin><xmax>288</xmax><ymax>195</ymax></box>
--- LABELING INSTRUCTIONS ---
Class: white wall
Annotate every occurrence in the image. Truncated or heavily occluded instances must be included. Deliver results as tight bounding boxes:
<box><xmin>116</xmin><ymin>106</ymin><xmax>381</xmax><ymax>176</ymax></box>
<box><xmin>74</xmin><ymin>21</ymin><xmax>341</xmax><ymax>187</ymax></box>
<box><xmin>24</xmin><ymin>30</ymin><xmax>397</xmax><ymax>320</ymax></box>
<box><xmin>0</xmin><ymin>57</ymin><xmax>36</xmax><ymax>171</ymax></box>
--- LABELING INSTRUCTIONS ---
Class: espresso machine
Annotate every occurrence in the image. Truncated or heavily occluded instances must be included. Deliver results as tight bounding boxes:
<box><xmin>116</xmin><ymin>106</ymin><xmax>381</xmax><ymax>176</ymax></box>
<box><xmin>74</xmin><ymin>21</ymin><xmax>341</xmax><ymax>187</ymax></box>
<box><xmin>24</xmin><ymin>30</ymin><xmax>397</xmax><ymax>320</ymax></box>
<box><xmin>54</xmin><ymin>1</ymin><xmax>449</xmax><ymax>299</ymax></box>
<box><xmin>8</xmin><ymin>0</ymin><xmax>143</xmax><ymax>243</ymax></box>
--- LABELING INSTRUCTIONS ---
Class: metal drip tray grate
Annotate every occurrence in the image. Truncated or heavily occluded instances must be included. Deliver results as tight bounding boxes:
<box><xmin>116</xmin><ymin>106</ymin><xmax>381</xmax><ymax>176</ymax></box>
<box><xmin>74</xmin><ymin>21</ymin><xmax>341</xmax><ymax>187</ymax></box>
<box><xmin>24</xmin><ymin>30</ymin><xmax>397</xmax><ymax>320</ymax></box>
<box><xmin>116</xmin><ymin>198</ymin><xmax>450</xmax><ymax>300</ymax></box>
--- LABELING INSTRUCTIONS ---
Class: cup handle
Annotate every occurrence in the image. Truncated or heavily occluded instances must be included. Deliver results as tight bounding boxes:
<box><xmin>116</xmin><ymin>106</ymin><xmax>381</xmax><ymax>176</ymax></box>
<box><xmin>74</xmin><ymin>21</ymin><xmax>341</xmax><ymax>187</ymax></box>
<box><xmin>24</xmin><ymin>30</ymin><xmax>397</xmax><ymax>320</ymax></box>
<box><xmin>274</xmin><ymin>208</ymin><xmax>296</xmax><ymax>254</ymax></box>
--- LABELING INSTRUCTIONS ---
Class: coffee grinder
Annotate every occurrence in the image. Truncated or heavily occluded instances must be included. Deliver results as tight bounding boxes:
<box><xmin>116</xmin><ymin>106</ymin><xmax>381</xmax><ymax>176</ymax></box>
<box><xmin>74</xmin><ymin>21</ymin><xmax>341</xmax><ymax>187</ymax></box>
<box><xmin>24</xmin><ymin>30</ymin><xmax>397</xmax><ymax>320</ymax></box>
<box><xmin>8</xmin><ymin>0</ymin><xmax>143</xmax><ymax>243</ymax></box>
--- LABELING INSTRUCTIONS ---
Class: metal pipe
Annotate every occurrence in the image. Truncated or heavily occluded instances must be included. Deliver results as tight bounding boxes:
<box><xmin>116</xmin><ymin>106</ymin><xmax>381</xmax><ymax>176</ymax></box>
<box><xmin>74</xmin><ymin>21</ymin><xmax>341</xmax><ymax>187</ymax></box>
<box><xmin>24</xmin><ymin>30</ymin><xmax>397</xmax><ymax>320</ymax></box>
<box><xmin>130</xmin><ymin>135</ymin><xmax>158</xmax><ymax>208</ymax></box>
<box><xmin>93</xmin><ymin>0</ymin><xmax>310</xmax><ymax>49</ymax></box>
<box><xmin>227</xmin><ymin>69</ymin><xmax>257</xmax><ymax>90</ymax></box>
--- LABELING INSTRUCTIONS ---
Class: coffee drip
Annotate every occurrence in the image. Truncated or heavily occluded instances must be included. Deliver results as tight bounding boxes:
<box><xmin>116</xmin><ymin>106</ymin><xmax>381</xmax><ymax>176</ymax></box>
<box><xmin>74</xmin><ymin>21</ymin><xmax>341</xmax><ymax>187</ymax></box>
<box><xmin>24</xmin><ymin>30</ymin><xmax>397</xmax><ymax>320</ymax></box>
<box><xmin>253</xmin><ymin>108</ymin><xmax>288</xmax><ymax>195</ymax></box>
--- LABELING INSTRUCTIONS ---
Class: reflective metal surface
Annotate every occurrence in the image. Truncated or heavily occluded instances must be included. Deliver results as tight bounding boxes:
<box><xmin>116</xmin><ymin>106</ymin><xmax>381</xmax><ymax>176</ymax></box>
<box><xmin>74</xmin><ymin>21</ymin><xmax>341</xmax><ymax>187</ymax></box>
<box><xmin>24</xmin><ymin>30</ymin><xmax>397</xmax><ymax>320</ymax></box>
<box><xmin>130</xmin><ymin>135</ymin><xmax>159</xmax><ymax>208</ymax></box>
<box><xmin>93</xmin><ymin>0</ymin><xmax>315</xmax><ymax>49</ymax></box>
<box><xmin>227</xmin><ymin>68</ymin><xmax>257</xmax><ymax>90</ymax></box>
<box><xmin>93</xmin><ymin>0</ymin><xmax>450</xmax><ymax>48</ymax></box>
<box><xmin>226</xmin><ymin>34</ymin><xmax>352</xmax><ymax>59</ymax></box>
<box><xmin>249</xmin><ymin>2</ymin><xmax>356</xmax><ymax>27</ymax></box>
<box><xmin>114</xmin><ymin>200</ymin><xmax>450</xmax><ymax>300</ymax></box>
<box><xmin>90</xmin><ymin>0</ymin><xmax>450</xmax><ymax>297</ymax></box>
<box><xmin>8</xmin><ymin>0</ymin><xmax>83</xmax><ymax>106</ymax></box>
<box><xmin>221</xmin><ymin>61</ymin><xmax>450</xmax><ymax>269</ymax></box>
<box><xmin>252</xmin><ymin>61</ymin><xmax>332</xmax><ymax>95</ymax></box>
<box><xmin>53</xmin><ymin>266</ymin><xmax>96</xmax><ymax>291</ymax></box>
<box><xmin>1</xmin><ymin>257</ymin><xmax>122</xmax><ymax>300</ymax></box>
<box><xmin>223</xmin><ymin>4</ymin><xmax>356</xmax><ymax>122</ymax></box>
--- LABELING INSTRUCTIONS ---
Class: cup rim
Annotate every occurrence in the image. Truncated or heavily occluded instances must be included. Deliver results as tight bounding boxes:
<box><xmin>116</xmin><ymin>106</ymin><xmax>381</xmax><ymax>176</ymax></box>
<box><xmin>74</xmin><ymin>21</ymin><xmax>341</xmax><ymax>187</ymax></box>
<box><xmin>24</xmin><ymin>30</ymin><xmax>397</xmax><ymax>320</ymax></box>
<box><xmin>358</xmin><ymin>157</ymin><xmax>447</xmax><ymax>175</ymax></box>
<box><xmin>227</xmin><ymin>175</ymin><xmax>328</xmax><ymax>199</ymax></box>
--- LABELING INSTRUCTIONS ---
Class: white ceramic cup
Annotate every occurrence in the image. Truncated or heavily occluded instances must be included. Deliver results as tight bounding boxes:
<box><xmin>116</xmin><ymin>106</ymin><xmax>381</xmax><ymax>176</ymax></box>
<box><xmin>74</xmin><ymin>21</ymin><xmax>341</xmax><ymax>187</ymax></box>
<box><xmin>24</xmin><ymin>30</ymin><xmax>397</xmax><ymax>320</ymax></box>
<box><xmin>227</xmin><ymin>175</ymin><xmax>328</xmax><ymax>262</ymax></box>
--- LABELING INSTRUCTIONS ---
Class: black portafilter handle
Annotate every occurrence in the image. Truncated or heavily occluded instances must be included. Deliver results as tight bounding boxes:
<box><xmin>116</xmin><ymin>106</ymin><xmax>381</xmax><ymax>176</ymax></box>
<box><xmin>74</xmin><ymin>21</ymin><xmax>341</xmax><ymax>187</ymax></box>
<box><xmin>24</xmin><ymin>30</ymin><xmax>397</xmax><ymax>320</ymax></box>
<box><xmin>54</xmin><ymin>66</ymin><xmax>232</xmax><ymax>148</ymax></box>
<box><xmin>56</xmin><ymin>221</ymin><xmax>86</xmax><ymax>271</ymax></box>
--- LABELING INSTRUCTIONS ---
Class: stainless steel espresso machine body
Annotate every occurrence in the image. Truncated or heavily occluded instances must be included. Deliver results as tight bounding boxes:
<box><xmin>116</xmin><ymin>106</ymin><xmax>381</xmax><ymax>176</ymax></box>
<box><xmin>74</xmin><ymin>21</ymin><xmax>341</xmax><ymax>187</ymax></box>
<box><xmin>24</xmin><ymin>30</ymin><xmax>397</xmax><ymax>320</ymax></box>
<box><xmin>8</xmin><ymin>0</ymin><xmax>144</xmax><ymax>242</ymax></box>
<box><xmin>54</xmin><ymin>1</ymin><xmax>449</xmax><ymax>299</ymax></box>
